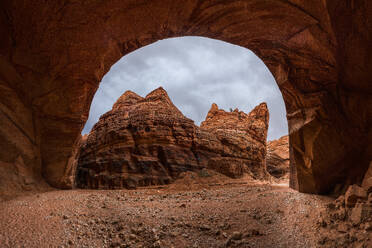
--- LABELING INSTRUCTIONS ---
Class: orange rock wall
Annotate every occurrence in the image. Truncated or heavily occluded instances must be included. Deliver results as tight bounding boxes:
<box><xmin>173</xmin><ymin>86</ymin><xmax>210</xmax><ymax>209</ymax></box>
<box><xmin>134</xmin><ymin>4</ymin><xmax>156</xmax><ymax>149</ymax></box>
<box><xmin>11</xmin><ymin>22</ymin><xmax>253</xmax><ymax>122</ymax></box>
<box><xmin>0</xmin><ymin>0</ymin><xmax>371</xmax><ymax>195</ymax></box>
<box><xmin>266</xmin><ymin>136</ymin><xmax>290</xmax><ymax>179</ymax></box>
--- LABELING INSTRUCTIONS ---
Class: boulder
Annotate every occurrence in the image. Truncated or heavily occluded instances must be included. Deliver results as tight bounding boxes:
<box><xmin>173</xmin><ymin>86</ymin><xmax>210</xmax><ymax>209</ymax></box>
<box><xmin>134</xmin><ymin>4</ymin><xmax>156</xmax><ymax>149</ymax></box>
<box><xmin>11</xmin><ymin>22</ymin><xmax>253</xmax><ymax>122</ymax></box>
<box><xmin>345</xmin><ymin>185</ymin><xmax>368</xmax><ymax>208</ymax></box>
<box><xmin>349</xmin><ymin>202</ymin><xmax>372</xmax><ymax>225</ymax></box>
<box><xmin>318</xmin><ymin>183</ymin><xmax>372</xmax><ymax>247</ymax></box>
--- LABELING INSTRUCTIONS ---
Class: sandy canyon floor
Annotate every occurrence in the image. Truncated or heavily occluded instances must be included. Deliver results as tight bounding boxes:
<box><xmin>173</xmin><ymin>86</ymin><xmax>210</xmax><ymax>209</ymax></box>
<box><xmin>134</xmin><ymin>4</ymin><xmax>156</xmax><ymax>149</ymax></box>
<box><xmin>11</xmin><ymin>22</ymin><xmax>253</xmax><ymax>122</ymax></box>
<box><xmin>0</xmin><ymin>171</ymin><xmax>332</xmax><ymax>248</ymax></box>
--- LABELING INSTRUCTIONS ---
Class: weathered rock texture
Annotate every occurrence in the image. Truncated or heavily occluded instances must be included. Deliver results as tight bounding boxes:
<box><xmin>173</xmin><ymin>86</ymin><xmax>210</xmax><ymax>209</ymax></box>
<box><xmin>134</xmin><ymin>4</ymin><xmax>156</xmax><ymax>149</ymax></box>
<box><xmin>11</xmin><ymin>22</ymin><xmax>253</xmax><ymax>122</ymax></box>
<box><xmin>0</xmin><ymin>1</ymin><xmax>371</xmax><ymax>195</ymax></box>
<box><xmin>362</xmin><ymin>162</ymin><xmax>372</xmax><ymax>194</ymax></box>
<box><xmin>200</xmin><ymin>103</ymin><xmax>269</xmax><ymax>179</ymax></box>
<box><xmin>77</xmin><ymin>88</ymin><xmax>196</xmax><ymax>188</ymax></box>
<box><xmin>76</xmin><ymin>88</ymin><xmax>269</xmax><ymax>189</ymax></box>
<box><xmin>266</xmin><ymin>136</ymin><xmax>290</xmax><ymax>180</ymax></box>
<box><xmin>317</xmin><ymin>184</ymin><xmax>372</xmax><ymax>247</ymax></box>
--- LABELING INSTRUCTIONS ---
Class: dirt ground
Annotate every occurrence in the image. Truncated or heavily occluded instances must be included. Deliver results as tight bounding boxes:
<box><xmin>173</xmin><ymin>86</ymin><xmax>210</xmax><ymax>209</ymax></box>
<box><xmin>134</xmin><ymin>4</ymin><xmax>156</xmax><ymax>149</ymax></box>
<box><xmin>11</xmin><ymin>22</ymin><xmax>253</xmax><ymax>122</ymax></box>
<box><xmin>0</xmin><ymin>171</ymin><xmax>333</xmax><ymax>248</ymax></box>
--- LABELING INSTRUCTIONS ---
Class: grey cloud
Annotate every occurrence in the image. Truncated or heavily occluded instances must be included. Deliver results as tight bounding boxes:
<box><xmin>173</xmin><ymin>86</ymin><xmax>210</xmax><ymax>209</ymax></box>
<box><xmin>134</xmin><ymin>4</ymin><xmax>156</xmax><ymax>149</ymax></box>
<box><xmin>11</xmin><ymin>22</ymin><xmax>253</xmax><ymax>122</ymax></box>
<box><xmin>82</xmin><ymin>37</ymin><xmax>288</xmax><ymax>140</ymax></box>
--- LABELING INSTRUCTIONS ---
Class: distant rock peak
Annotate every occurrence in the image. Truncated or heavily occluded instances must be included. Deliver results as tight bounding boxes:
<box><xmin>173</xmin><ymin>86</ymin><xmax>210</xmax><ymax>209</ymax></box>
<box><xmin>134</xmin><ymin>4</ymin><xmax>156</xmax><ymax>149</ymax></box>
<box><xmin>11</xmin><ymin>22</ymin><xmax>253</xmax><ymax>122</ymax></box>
<box><xmin>248</xmin><ymin>102</ymin><xmax>269</xmax><ymax>121</ymax></box>
<box><xmin>112</xmin><ymin>90</ymin><xmax>143</xmax><ymax>110</ymax></box>
<box><xmin>201</xmin><ymin>102</ymin><xmax>269</xmax><ymax>139</ymax></box>
<box><xmin>210</xmin><ymin>103</ymin><xmax>219</xmax><ymax>112</ymax></box>
<box><xmin>145</xmin><ymin>87</ymin><xmax>171</xmax><ymax>101</ymax></box>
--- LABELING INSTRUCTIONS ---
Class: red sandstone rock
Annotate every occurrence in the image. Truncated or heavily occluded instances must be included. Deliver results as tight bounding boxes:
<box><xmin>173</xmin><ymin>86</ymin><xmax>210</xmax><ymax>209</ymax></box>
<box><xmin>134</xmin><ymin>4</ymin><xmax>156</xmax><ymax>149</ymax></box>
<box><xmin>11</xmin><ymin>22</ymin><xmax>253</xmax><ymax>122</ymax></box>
<box><xmin>345</xmin><ymin>185</ymin><xmax>368</xmax><ymax>208</ymax></box>
<box><xmin>350</xmin><ymin>202</ymin><xmax>372</xmax><ymax>225</ymax></box>
<box><xmin>77</xmin><ymin>88</ymin><xmax>195</xmax><ymax>189</ymax></box>
<box><xmin>362</xmin><ymin>161</ymin><xmax>372</xmax><ymax>193</ymax></box>
<box><xmin>318</xmin><ymin>185</ymin><xmax>372</xmax><ymax>247</ymax></box>
<box><xmin>200</xmin><ymin>103</ymin><xmax>269</xmax><ymax>180</ymax></box>
<box><xmin>76</xmin><ymin>88</ymin><xmax>269</xmax><ymax>189</ymax></box>
<box><xmin>0</xmin><ymin>1</ymin><xmax>371</xmax><ymax>195</ymax></box>
<box><xmin>201</xmin><ymin>103</ymin><xmax>269</xmax><ymax>142</ymax></box>
<box><xmin>266</xmin><ymin>136</ymin><xmax>290</xmax><ymax>179</ymax></box>
<box><xmin>59</xmin><ymin>134</ymin><xmax>87</xmax><ymax>189</ymax></box>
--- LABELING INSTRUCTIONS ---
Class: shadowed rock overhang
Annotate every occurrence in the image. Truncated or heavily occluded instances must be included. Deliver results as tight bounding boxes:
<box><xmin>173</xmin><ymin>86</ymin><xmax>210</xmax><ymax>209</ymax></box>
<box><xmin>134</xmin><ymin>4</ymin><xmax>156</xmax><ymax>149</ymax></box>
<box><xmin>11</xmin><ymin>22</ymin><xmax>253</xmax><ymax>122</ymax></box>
<box><xmin>0</xmin><ymin>0</ymin><xmax>371</xmax><ymax>195</ymax></box>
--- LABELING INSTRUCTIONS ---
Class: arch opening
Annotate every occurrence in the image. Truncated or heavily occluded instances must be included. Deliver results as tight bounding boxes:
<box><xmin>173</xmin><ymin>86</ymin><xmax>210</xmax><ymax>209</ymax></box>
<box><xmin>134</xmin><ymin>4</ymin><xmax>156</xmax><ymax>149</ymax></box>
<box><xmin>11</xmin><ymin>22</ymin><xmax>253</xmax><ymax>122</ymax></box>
<box><xmin>83</xmin><ymin>36</ymin><xmax>288</xmax><ymax>141</ymax></box>
<box><xmin>0</xmin><ymin>1</ymin><xmax>370</xmax><ymax>198</ymax></box>
<box><xmin>77</xmin><ymin>37</ymin><xmax>290</xmax><ymax>189</ymax></box>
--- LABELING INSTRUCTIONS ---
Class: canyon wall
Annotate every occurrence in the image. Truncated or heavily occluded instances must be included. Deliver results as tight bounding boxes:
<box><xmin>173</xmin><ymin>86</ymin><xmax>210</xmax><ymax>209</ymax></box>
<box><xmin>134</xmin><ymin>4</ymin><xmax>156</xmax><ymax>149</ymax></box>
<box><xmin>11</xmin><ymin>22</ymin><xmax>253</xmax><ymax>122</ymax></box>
<box><xmin>76</xmin><ymin>88</ymin><xmax>269</xmax><ymax>189</ymax></box>
<box><xmin>266</xmin><ymin>136</ymin><xmax>290</xmax><ymax>180</ymax></box>
<box><xmin>0</xmin><ymin>0</ymin><xmax>371</xmax><ymax>195</ymax></box>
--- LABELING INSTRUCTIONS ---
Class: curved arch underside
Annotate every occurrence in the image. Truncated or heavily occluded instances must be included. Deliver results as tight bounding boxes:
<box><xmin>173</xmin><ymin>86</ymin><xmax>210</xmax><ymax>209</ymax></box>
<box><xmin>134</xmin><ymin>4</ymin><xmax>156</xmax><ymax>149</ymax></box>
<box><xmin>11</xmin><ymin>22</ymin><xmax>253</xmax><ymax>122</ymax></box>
<box><xmin>0</xmin><ymin>0</ymin><xmax>371</xmax><ymax>194</ymax></box>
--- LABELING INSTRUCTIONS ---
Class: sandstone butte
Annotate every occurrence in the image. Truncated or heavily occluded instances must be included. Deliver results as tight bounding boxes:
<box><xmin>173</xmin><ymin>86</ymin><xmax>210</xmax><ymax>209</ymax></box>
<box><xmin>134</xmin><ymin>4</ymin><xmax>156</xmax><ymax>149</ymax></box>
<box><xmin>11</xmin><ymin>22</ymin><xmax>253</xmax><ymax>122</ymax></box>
<box><xmin>0</xmin><ymin>1</ymin><xmax>371</xmax><ymax>198</ymax></box>
<box><xmin>76</xmin><ymin>87</ymin><xmax>270</xmax><ymax>189</ymax></box>
<box><xmin>266</xmin><ymin>135</ymin><xmax>290</xmax><ymax>180</ymax></box>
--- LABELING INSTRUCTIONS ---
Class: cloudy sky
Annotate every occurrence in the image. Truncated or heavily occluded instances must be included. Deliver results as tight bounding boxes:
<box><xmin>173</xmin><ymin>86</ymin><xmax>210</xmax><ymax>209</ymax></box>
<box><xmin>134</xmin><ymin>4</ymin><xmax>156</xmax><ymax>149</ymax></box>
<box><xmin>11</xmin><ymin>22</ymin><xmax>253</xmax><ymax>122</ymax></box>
<box><xmin>82</xmin><ymin>37</ymin><xmax>288</xmax><ymax>141</ymax></box>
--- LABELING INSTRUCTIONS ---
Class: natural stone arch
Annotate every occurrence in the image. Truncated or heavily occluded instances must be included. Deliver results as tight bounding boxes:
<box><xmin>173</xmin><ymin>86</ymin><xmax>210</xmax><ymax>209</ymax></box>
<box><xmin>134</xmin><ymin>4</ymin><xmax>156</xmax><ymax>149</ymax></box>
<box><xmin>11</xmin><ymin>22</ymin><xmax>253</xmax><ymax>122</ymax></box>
<box><xmin>0</xmin><ymin>0</ymin><xmax>371</xmax><ymax>195</ymax></box>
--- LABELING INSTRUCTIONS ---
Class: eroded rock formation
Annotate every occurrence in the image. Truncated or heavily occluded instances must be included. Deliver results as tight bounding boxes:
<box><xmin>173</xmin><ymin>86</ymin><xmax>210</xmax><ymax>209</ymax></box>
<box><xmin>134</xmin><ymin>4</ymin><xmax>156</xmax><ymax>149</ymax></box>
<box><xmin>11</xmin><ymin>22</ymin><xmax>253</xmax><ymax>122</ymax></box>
<box><xmin>0</xmin><ymin>1</ymin><xmax>371</xmax><ymax>195</ymax></box>
<box><xmin>200</xmin><ymin>103</ymin><xmax>269</xmax><ymax>179</ymax></box>
<box><xmin>316</xmin><ymin>163</ymin><xmax>372</xmax><ymax>245</ymax></box>
<box><xmin>266</xmin><ymin>136</ymin><xmax>290</xmax><ymax>180</ymax></box>
<box><xmin>76</xmin><ymin>88</ymin><xmax>269</xmax><ymax>189</ymax></box>
<box><xmin>317</xmin><ymin>183</ymin><xmax>372</xmax><ymax>247</ymax></box>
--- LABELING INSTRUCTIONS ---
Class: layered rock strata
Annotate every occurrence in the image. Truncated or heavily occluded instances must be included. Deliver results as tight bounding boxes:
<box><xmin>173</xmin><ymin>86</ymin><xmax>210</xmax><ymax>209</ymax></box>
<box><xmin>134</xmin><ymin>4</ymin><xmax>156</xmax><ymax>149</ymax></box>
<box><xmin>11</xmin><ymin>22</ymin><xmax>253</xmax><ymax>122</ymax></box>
<box><xmin>200</xmin><ymin>103</ymin><xmax>269</xmax><ymax>180</ymax></box>
<box><xmin>0</xmin><ymin>1</ymin><xmax>371</xmax><ymax>195</ymax></box>
<box><xmin>76</xmin><ymin>88</ymin><xmax>269</xmax><ymax>189</ymax></box>
<box><xmin>266</xmin><ymin>136</ymin><xmax>290</xmax><ymax>180</ymax></box>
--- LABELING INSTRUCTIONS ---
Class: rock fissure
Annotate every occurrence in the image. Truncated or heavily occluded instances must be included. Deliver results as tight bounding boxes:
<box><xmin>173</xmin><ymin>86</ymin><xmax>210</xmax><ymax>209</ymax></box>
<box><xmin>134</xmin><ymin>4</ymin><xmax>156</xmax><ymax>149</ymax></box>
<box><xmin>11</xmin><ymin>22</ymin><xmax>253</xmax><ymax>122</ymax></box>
<box><xmin>0</xmin><ymin>108</ymin><xmax>36</xmax><ymax>146</ymax></box>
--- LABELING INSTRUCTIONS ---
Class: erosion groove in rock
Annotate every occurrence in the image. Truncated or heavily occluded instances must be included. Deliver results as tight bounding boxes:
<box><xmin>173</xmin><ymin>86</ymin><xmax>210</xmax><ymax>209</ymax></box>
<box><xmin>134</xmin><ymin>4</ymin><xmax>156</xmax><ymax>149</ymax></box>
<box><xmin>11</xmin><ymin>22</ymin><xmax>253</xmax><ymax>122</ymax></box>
<box><xmin>76</xmin><ymin>88</ymin><xmax>269</xmax><ymax>189</ymax></box>
<box><xmin>0</xmin><ymin>0</ymin><xmax>371</xmax><ymax>196</ymax></box>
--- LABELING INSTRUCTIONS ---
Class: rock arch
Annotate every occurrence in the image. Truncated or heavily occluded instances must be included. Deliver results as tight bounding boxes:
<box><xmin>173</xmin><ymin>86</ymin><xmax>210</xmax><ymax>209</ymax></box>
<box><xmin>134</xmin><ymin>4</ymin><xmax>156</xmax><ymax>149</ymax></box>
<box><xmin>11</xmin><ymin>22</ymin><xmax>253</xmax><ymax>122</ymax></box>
<box><xmin>0</xmin><ymin>0</ymin><xmax>371</xmax><ymax>195</ymax></box>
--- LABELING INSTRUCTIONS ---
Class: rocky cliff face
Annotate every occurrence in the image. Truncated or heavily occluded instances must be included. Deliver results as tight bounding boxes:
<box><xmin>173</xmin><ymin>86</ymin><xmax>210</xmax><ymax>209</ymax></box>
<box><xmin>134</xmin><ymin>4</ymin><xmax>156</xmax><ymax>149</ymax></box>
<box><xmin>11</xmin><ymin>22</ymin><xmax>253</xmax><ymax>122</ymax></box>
<box><xmin>266</xmin><ymin>136</ymin><xmax>290</xmax><ymax>180</ymax></box>
<box><xmin>200</xmin><ymin>103</ymin><xmax>269</xmax><ymax>180</ymax></box>
<box><xmin>76</xmin><ymin>88</ymin><xmax>269</xmax><ymax>189</ymax></box>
